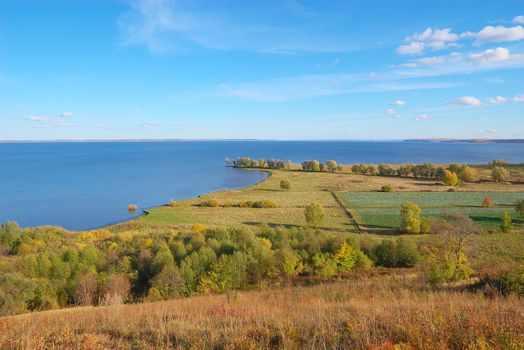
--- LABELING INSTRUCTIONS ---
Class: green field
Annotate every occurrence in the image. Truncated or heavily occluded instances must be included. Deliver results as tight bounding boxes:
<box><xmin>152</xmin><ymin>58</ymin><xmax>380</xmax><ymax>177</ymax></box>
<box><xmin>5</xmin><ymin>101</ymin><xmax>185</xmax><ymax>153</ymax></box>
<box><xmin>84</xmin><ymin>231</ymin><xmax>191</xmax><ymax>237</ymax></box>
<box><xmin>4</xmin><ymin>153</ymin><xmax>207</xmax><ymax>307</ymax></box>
<box><xmin>341</xmin><ymin>191</ymin><xmax>524</xmax><ymax>231</ymax></box>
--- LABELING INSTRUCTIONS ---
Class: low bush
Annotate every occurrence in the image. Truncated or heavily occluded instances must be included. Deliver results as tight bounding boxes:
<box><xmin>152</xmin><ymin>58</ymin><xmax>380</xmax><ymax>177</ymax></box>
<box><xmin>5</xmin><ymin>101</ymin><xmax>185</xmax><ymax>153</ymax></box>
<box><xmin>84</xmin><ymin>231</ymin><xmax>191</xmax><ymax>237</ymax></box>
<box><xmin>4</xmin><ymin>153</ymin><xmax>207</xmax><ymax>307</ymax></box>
<box><xmin>200</xmin><ymin>200</ymin><xmax>220</xmax><ymax>207</ymax></box>
<box><xmin>381</xmin><ymin>185</ymin><xmax>393</xmax><ymax>192</ymax></box>
<box><xmin>238</xmin><ymin>200</ymin><xmax>277</xmax><ymax>208</ymax></box>
<box><xmin>500</xmin><ymin>267</ymin><xmax>524</xmax><ymax>295</ymax></box>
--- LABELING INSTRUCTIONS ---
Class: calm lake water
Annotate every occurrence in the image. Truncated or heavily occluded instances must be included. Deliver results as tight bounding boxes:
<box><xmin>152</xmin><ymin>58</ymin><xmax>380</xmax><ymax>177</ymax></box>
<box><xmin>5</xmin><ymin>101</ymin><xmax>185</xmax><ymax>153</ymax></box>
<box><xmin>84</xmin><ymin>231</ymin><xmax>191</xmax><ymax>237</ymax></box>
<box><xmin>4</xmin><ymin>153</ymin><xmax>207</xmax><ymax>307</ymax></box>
<box><xmin>1</xmin><ymin>141</ymin><xmax>523</xmax><ymax>230</ymax></box>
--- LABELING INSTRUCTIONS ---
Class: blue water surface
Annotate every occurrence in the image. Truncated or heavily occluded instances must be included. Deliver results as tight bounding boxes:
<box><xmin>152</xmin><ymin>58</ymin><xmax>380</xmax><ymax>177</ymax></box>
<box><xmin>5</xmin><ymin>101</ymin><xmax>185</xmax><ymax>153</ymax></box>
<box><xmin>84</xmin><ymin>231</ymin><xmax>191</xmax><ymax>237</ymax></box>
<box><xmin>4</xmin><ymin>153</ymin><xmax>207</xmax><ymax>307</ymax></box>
<box><xmin>1</xmin><ymin>141</ymin><xmax>523</xmax><ymax>230</ymax></box>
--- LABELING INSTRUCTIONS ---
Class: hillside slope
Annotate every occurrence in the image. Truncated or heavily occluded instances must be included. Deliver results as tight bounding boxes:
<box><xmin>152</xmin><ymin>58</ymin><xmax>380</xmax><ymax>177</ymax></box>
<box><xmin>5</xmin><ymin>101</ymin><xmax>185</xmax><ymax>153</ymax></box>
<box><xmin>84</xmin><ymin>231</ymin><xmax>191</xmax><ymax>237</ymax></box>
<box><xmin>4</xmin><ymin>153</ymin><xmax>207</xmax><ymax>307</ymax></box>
<box><xmin>2</xmin><ymin>273</ymin><xmax>523</xmax><ymax>350</ymax></box>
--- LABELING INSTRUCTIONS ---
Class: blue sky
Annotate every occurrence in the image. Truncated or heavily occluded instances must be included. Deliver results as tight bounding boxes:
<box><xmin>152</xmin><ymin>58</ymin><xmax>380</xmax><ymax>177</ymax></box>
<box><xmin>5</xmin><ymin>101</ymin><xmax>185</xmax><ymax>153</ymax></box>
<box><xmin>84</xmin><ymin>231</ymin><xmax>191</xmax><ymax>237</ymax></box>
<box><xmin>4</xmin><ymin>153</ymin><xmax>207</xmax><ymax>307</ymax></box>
<box><xmin>1</xmin><ymin>0</ymin><xmax>523</xmax><ymax>140</ymax></box>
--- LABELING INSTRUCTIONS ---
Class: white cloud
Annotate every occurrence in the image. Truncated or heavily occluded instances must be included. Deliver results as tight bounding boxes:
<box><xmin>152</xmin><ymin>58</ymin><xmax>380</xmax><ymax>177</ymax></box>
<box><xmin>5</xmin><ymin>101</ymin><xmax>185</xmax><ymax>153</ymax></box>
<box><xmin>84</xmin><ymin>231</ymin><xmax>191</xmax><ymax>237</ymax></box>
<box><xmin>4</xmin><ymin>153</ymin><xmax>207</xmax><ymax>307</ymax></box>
<box><xmin>396</xmin><ymin>42</ymin><xmax>425</xmax><ymax>55</ymax></box>
<box><xmin>61</xmin><ymin>112</ymin><xmax>74</xmax><ymax>117</ymax></box>
<box><xmin>141</xmin><ymin>121</ymin><xmax>162</xmax><ymax>127</ymax></box>
<box><xmin>176</xmin><ymin>121</ymin><xmax>190</xmax><ymax>127</ymax></box>
<box><xmin>25</xmin><ymin>115</ymin><xmax>48</xmax><ymax>122</ymax></box>
<box><xmin>397</xmin><ymin>28</ymin><xmax>458</xmax><ymax>55</ymax></box>
<box><xmin>394</xmin><ymin>100</ymin><xmax>406</xmax><ymax>106</ymax></box>
<box><xmin>468</xmin><ymin>47</ymin><xmax>511</xmax><ymax>64</ymax></box>
<box><xmin>514</xmin><ymin>16</ymin><xmax>524</xmax><ymax>24</ymax></box>
<box><xmin>415</xmin><ymin>114</ymin><xmax>430</xmax><ymax>121</ymax></box>
<box><xmin>513</xmin><ymin>94</ymin><xmax>524</xmax><ymax>102</ymax></box>
<box><xmin>487</xmin><ymin>96</ymin><xmax>508</xmax><ymax>104</ymax></box>
<box><xmin>461</xmin><ymin>25</ymin><xmax>524</xmax><ymax>44</ymax></box>
<box><xmin>450</xmin><ymin>96</ymin><xmax>482</xmax><ymax>106</ymax></box>
<box><xmin>385</xmin><ymin>109</ymin><xmax>396</xmax><ymax>115</ymax></box>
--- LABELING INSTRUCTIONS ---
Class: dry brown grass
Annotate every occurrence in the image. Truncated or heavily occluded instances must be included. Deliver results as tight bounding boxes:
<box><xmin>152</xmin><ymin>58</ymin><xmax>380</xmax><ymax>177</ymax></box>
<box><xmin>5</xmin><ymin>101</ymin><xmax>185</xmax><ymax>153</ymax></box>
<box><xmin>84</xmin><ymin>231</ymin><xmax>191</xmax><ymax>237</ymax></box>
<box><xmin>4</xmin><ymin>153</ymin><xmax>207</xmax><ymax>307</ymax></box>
<box><xmin>2</xmin><ymin>273</ymin><xmax>523</xmax><ymax>350</ymax></box>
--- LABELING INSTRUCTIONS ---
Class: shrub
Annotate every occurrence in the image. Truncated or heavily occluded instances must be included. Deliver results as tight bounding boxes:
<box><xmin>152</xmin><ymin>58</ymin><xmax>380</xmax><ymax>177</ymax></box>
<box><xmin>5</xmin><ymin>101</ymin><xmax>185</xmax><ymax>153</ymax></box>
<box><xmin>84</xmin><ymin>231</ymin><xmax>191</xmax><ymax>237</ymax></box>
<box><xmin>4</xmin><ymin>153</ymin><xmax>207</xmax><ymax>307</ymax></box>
<box><xmin>127</xmin><ymin>204</ymin><xmax>138</xmax><ymax>212</ymax></box>
<box><xmin>500</xmin><ymin>212</ymin><xmax>513</xmax><ymax>233</ymax></box>
<box><xmin>252</xmin><ymin>200</ymin><xmax>277</xmax><ymax>208</ymax></box>
<box><xmin>239</xmin><ymin>201</ymin><xmax>253</xmax><ymax>208</ymax></box>
<box><xmin>381</xmin><ymin>185</ymin><xmax>393</xmax><ymax>192</ymax></box>
<box><xmin>191</xmin><ymin>223</ymin><xmax>207</xmax><ymax>233</ymax></box>
<box><xmin>500</xmin><ymin>267</ymin><xmax>524</xmax><ymax>295</ymax></box>
<box><xmin>280</xmin><ymin>179</ymin><xmax>292</xmax><ymax>190</ymax></box>
<box><xmin>200</xmin><ymin>200</ymin><xmax>220</xmax><ymax>207</ymax></box>
<box><xmin>400</xmin><ymin>201</ymin><xmax>421</xmax><ymax>234</ymax></box>
<box><xmin>420</xmin><ymin>217</ymin><xmax>431</xmax><ymax>234</ymax></box>
<box><xmin>482</xmin><ymin>196</ymin><xmax>495</xmax><ymax>208</ymax></box>
<box><xmin>304</xmin><ymin>203</ymin><xmax>325</xmax><ymax>228</ymax></box>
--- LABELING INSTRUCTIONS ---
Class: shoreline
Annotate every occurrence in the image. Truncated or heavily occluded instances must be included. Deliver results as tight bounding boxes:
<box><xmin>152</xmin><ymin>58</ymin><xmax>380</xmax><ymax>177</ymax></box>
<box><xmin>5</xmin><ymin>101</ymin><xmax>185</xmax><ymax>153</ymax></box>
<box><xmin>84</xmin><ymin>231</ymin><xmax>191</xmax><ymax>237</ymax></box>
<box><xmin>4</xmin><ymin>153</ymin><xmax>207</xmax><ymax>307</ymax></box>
<box><xmin>95</xmin><ymin>168</ymin><xmax>272</xmax><ymax>231</ymax></box>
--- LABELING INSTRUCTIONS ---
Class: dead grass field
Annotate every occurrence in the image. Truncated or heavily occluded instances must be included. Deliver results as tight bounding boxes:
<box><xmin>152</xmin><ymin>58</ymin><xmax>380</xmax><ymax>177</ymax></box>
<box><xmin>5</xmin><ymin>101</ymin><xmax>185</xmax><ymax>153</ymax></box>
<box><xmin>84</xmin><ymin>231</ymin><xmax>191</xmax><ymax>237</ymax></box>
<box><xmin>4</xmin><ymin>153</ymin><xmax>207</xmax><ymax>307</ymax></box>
<box><xmin>2</xmin><ymin>272</ymin><xmax>523</xmax><ymax>350</ymax></box>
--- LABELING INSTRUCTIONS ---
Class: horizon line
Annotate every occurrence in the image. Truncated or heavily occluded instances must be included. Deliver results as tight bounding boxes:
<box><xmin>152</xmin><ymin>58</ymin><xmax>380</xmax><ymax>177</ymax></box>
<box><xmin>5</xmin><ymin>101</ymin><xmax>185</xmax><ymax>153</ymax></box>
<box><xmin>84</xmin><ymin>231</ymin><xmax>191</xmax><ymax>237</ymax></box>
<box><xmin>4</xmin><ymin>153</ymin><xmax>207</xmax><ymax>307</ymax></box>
<box><xmin>1</xmin><ymin>138</ymin><xmax>524</xmax><ymax>143</ymax></box>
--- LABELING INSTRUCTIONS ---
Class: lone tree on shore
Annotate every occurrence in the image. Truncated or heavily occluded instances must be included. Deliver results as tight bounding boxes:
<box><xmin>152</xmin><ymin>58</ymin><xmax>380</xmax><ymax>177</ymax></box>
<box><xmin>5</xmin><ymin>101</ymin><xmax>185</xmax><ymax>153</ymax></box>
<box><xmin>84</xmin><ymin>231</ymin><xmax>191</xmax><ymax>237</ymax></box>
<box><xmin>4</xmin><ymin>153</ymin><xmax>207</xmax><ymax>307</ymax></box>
<box><xmin>304</xmin><ymin>203</ymin><xmax>325</xmax><ymax>228</ymax></box>
<box><xmin>400</xmin><ymin>201</ymin><xmax>421</xmax><ymax>234</ymax></box>
<box><xmin>492</xmin><ymin>166</ymin><xmax>509</xmax><ymax>182</ymax></box>
<box><xmin>325</xmin><ymin>160</ymin><xmax>339</xmax><ymax>173</ymax></box>
<box><xmin>280</xmin><ymin>179</ymin><xmax>292</xmax><ymax>190</ymax></box>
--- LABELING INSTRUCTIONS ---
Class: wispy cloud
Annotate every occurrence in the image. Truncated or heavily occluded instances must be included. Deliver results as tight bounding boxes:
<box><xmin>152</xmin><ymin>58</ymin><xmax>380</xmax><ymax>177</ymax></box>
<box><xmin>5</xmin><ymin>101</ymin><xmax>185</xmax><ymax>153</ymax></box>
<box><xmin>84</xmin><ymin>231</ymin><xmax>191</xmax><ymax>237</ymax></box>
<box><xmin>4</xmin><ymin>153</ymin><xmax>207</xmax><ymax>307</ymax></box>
<box><xmin>61</xmin><ymin>112</ymin><xmax>74</xmax><ymax>117</ymax></box>
<box><xmin>216</xmin><ymin>73</ymin><xmax>458</xmax><ymax>102</ymax></box>
<box><xmin>487</xmin><ymin>96</ymin><xmax>508</xmax><ymax>104</ymax></box>
<box><xmin>25</xmin><ymin>115</ymin><xmax>49</xmax><ymax>122</ymax></box>
<box><xmin>119</xmin><ymin>0</ymin><xmax>357</xmax><ymax>54</ymax></box>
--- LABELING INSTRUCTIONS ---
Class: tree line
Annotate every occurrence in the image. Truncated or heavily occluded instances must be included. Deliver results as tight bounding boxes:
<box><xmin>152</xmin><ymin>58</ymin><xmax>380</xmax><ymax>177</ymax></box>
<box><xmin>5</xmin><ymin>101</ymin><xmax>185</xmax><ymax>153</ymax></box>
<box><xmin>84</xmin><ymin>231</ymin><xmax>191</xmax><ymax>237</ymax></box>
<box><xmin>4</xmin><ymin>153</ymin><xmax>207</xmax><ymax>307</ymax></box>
<box><xmin>0</xmin><ymin>221</ymin><xmax>418</xmax><ymax>317</ymax></box>
<box><xmin>225</xmin><ymin>157</ymin><xmax>291</xmax><ymax>170</ymax></box>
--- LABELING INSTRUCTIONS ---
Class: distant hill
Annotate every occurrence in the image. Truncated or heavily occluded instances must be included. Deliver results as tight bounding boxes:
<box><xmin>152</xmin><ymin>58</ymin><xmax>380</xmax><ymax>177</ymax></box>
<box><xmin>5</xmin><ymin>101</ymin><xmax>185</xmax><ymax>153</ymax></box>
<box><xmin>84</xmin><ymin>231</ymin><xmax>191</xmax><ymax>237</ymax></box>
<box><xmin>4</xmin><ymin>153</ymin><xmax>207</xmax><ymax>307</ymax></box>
<box><xmin>405</xmin><ymin>139</ymin><xmax>524</xmax><ymax>144</ymax></box>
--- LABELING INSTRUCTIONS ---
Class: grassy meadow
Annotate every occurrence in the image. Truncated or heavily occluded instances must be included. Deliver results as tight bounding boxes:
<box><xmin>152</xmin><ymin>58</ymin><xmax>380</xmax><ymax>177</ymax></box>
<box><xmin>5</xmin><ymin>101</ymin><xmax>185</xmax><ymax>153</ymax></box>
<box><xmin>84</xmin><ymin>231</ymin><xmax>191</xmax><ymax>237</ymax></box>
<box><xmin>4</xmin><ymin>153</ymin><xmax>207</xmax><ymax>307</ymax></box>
<box><xmin>133</xmin><ymin>166</ymin><xmax>524</xmax><ymax>234</ymax></box>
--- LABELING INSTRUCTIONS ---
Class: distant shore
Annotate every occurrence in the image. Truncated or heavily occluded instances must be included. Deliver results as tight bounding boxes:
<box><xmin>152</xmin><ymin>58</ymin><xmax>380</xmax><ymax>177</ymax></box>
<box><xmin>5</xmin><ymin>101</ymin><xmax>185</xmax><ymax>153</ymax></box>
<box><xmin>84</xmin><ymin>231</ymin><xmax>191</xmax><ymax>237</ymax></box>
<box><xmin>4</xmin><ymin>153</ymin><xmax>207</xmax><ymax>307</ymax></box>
<box><xmin>2</xmin><ymin>138</ymin><xmax>524</xmax><ymax>144</ymax></box>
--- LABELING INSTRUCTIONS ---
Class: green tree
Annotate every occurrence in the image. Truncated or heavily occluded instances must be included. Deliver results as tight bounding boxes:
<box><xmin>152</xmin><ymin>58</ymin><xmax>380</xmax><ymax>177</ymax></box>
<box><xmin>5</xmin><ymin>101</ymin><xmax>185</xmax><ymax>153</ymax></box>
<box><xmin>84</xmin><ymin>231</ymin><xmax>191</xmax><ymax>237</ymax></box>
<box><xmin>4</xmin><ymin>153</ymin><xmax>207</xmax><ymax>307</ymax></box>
<box><xmin>443</xmin><ymin>170</ymin><xmax>459</xmax><ymax>186</ymax></box>
<box><xmin>304</xmin><ymin>203</ymin><xmax>325</xmax><ymax>228</ymax></box>
<box><xmin>426</xmin><ymin>214</ymin><xmax>478</xmax><ymax>284</ymax></box>
<box><xmin>501</xmin><ymin>211</ymin><xmax>513</xmax><ymax>233</ymax></box>
<box><xmin>333</xmin><ymin>242</ymin><xmax>356</xmax><ymax>271</ymax></box>
<box><xmin>280</xmin><ymin>179</ymin><xmax>292</xmax><ymax>190</ymax></box>
<box><xmin>492</xmin><ymin>166</ymin><xmax>509</xmax><ymax>182</ymax></box>
<box><xmin>276</xmin><ymin>248</ymin><xmax>303</xmax><ymax>278</ymax></box>
<box><xmin>396</xmin><ymin>239</ymin><xmax>419</xmax><ymax>267</ymax></box>
<box><xmin>400</xmin><ymin>201</ymin><xmax>421</xmax><ymax>234</ymax></box>
<box><xmin>311</xmin><ymin>253</ymin><xmax>337</xmax><ymax>279</ymax></box>
<box><xmin>325</xmin><ymin>160</ymin><xmax>339</xmax><ymax>173</ymax></box>
<box><xmin>372</xmin><ymin>240</ymin><xmax>396</xmax><ymax>267</ymax></box>
<box><xmin>151</xmin><ymin>265</ymin><xmax>185</xmax><ymax>298</ymax></box>
<box><xmin>515</xmin><ymin>200</ymin><xmax>524</xmax><ymax>216</ymax></box>
<box><xmin>457</xmin><ymin>165</ymin><xmax>478</xmax><ymax>182</ymax></box>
